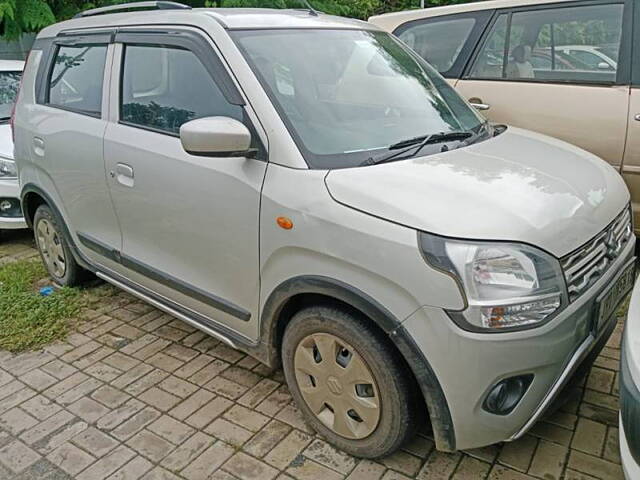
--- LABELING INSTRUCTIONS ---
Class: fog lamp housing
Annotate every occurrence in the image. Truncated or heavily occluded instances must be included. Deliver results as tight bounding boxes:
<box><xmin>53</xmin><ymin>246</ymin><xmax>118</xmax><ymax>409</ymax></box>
<box><xmin>0</xmin><ymin>198</ymin><xmax>22</xmax><ymax>218</ymax></box>
<box><xmin>483</xmin><ymin>374</ymin><xmax>534</xmax><ymax>415</ymax></box>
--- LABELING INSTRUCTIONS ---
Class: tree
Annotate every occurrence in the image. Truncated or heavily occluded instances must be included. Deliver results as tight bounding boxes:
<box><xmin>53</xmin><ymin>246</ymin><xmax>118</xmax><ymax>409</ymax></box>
<box><xmin>0</xmin><ymin>0</ymin><xmax>55</xmax><ymax>39</ymax></box>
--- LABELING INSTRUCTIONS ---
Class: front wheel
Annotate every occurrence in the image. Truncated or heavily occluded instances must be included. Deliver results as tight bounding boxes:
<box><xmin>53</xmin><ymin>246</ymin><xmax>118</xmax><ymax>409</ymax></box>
<box><xmin>282</xmin><ymin>305</ymin><xmax>417</xmax><ymax>458</ymax></box>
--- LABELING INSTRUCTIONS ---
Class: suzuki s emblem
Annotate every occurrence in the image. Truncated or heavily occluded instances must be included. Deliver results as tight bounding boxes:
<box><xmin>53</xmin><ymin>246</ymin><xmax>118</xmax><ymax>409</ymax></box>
<box><xmin>604</xmin><ymin>229</ymin><xmax>619</xmax><ymax>260</ymax></box>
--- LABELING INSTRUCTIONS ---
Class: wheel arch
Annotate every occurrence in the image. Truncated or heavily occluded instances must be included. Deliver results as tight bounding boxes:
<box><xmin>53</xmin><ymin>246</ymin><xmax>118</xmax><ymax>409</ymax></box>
<box><xmin>261</xmin><ymin>275</ymin><xmax>456</xmax><ymax>451</ymax></box>
<box><xmin>20</xmin><ymin>183</ymin><xmax>94</xmax><ymax>272</ymax></box>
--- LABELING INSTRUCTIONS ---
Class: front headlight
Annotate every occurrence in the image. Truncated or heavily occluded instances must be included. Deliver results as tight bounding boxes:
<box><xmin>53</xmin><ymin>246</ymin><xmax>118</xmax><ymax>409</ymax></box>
<box><xmin>0</xmin><ymin>158</ymin><xmax>17</xmax><ymax>179</ymax></box>
<box><xmin>419</xmin><ymin>232</ymin><xmax>567</xmax><ymax>332</ymax></box>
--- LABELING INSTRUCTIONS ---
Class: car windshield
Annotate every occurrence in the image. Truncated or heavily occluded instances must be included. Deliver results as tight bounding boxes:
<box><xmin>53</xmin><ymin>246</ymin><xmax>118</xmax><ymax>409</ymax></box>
<box><xmin>232</xmin><ymin>29</ymin><xmax>486</xmax><ymax>169</ymax></box>
<box><xmin>0</xmin><ymin>71</ymin><xmax>21</xmax><ymax>122</ymax></box>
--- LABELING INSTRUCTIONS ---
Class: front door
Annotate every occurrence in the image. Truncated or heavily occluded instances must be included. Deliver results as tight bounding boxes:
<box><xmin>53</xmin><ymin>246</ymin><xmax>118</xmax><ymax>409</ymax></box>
<box><xmin>104</xmin><ymin>32</ymin><xmax>267</xmax><ymax>340</ymax></box>
<box><xmin>455</xmin><ymin>1</ymin><xmax>631</xmax><ymax>168</ymax></box>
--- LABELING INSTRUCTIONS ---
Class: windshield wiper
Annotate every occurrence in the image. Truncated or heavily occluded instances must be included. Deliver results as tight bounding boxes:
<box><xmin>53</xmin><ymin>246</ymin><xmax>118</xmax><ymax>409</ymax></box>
<box><xmin>361</xmin><ymin>131</ymin><xmax>473</xmax><ymax>167</ymax></box>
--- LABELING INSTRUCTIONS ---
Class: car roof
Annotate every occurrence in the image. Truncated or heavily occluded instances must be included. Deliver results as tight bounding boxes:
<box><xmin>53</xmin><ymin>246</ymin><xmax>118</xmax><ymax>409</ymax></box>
<box><xmin>38</xmin><ymin>8</ymin><xmax>376</xmax><ymax>38</ymax></box>
<box><xmin>369</xmin><ymin>0</ymin><xmax>576</xmax><ymax>31</ymax></box>
<box><xmin>0</xmin><ymin>60</ymin><xmax>24</xmax><ymax>72</ymax></box>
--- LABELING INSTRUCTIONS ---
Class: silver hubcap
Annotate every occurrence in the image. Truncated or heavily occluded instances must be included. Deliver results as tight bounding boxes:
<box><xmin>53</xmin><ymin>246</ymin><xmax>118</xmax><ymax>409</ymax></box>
<box><xmin>294</xmin><ymin>333</ymin><xmax>381</xmax><ymax>440</ymax></box>
<box><xmin>36</xmin><ymin>218</ymin><xmax>66</xmax><ymax>278</ymax></box>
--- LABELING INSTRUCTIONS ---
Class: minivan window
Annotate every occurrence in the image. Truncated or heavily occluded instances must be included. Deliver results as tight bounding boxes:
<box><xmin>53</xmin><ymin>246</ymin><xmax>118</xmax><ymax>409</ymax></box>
<box><xmin>0</xmin><ymin>71</ymin><xmax>21</xmax><ymax>121</ymax></box>
<box><xmin>396</xmin><ymin>17</ymin><xmax>476</xmax><ymax>73</ymax></box>
<box><xmin>469</xmin><ymin>4</ymin><xmax>623</xmax><ymax>84</ymax></box>
<box><xmin>233</xmin><ymin>29</ymin><xmax>485</xmax><ymax>169</ymax></box>
<box><xmin>48</xmin><ymin>45</ymin><xmax>107</xmax><ymax>116</ymax></box>
<box><xmin>120</xmin><ymin>45</ymin><xmax>242</xmax><ymax>135</ymax></box>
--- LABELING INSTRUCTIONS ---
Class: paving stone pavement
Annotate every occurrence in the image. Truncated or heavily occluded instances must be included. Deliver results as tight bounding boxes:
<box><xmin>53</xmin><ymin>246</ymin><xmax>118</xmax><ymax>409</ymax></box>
<box><xmin>0</xmin><ymin>230</ymin><xmax>627</xmax><ymax>479</ymax></box>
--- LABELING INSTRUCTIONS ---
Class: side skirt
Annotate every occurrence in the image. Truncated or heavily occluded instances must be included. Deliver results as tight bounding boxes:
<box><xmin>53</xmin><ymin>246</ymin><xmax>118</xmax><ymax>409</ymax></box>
<box><xmin>94</xmin><ymin>268</ymin><xmax>264</xmax><ymax>357</ymax></box>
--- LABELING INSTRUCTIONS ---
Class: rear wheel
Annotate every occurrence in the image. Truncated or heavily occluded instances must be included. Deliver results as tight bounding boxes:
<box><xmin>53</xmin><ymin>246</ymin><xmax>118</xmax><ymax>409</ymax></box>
<box><xmin>33</xmin><ymin>205</ymin><xmax>87</xmax><ymax>287</ymax></box>
<box><xmin>282</xmin><ymin>305</ymin><xmax>417</xmax><ymax>458</ymax></box>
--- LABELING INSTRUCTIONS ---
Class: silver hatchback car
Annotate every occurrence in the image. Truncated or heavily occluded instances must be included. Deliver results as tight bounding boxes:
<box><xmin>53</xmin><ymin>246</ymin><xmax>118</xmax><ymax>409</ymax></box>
<box><xmin>13</xmin><ymin>2</ymin><xmax>636</xmax><ymax>457</ymax></box>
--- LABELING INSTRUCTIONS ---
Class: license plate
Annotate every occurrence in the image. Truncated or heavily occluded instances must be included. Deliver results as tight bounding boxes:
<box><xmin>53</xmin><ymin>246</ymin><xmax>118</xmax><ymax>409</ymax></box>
<box><xmin>594</xmin><ymin>259</ymin><xmax>636</xmax><ymax>332</ymax></box>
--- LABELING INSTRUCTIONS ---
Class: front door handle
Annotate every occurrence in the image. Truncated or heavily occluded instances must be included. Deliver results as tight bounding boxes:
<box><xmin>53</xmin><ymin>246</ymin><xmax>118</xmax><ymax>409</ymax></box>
<box><xmin>635</xmin><ymin>114</ymin><xmax>640</xmax><ymax>122</ymax></box>
<box><xmin>470</xmin><ymin>101</ymin><xmax>491</xmax><ymax>111</ymax></box>
<box><xmin>115</xmin><ymin>163</ymin><xmax>134</xmax><ymax>188</ymax></box>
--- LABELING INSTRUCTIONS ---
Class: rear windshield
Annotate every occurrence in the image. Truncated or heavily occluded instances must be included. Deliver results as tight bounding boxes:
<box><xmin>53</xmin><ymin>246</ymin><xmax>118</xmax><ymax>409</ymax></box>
<box><xmin>0</xmin><ymin>71</ymin><xmax>21</xmax><ymax>122</ymax></box>
<box><xmin>232</xmin><ymin>29</ymin><xmax>485</xmax><ymax>169</ymax></box>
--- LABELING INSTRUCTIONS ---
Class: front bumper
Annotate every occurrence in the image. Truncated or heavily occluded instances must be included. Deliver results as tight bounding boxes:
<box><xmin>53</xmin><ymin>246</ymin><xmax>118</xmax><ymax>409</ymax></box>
<box><xmin>403</xmin><ymin>238</ymin><xmax>635</xmax><ymax>451</ymax></box>
<box><xmin>0</xmin><ymin>179</ymin><xmax>26</xmax><ymax>230</ymax></box>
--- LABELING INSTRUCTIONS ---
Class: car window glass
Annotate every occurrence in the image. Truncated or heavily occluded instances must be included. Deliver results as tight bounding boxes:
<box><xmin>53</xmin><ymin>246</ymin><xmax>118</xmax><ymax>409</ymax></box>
<box><xmin>0</xmin><ymin>71</ymin><xmax>21</xmax><ymax>120</ymax></box>
<box><xmin>469</xmin><ymin>14</ymin><xmax>508</xmax><ymax>79</ymax></box>
<box><xmin>397</xmin><ymin>17</ymin><xmax>475</xmax><ymax>73</ymax></box>
<box><xmin>48</xmin><ymin>45</ymin><xmax>107</xmax><ymax>115</ymax></box>
<box><xmin>121</xmin><ymin>45</ymin><xmax>242</xmax><ymax>135</ymax></box>
<box><xmin>234</xmin><ymin>29</ymin><xmax>485</xmax><ymax>169</ymax></box>
<box><xmin>470</xmin><ymin>3</ymin><xmax>623</xmax><ymax>83</ymax></box>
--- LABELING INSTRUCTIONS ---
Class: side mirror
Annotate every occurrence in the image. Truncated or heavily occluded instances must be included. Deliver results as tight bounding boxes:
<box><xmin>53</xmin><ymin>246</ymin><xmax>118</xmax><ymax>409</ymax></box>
<box><xmin>180</xmin><ymin>116</ymin><xmax>254</xmax><ymax>157</ymax></box>
<box><xmin>597</xmin><ymin>61</ymin><xmax>611</xmax><ymax>70</ymax></box>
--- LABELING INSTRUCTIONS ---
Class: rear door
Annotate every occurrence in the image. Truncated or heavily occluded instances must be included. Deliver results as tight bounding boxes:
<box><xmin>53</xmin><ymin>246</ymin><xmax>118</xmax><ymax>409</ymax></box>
<box><xmin>455</xmin><ymin>0</ymin><xmax>632</xmax><ymax>168</ymax></box>
<box><xmin>30</xmin><ymin>33</ymin><xmax>122</xmax><ymax>272</ymax></box>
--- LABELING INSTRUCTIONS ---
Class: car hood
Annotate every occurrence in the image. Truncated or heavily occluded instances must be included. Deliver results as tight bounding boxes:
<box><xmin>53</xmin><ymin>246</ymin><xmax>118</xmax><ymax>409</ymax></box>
<box><xmin>0</xmin><ymin>124</ymin><xmax>13</xmax><ymax>159</ymax></box>
<box><xmin>325</xmin><ymin>127</ymin><xmax>629</xmax><ymax>258</ymax></box>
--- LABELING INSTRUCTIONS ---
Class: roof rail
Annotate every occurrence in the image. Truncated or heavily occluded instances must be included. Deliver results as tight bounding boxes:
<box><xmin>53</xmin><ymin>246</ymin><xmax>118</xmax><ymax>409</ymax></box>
<box><xmin>73</xmin><ymin>1</ymin><xmax>191</xmax><ymax>19</ymax></box>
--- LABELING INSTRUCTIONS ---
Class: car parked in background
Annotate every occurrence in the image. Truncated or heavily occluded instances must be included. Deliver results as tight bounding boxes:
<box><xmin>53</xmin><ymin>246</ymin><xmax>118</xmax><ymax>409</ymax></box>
<box><xmin>13</xmin><ymin>2</ymin><xmax>637</xmax><ymax>458</ymax></box>
<box><xmin>0</xmin><ymin>60</ymin><xmax>26</xmax><ymax>236</ymax></box>
<box><xmin>621</xmin><ymin>280</ymin><xmax>640</xmax><ymax>479</ymax></box>
<box><xmin>370</xmin><ymin>0</ymin><xmax>640</xmax><ymax>233</ymax></box>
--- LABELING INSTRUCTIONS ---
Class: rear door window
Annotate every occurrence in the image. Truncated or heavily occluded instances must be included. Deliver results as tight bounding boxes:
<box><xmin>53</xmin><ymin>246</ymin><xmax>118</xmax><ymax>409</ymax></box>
<box><xmin>48</xmin><ymin>44</ymin><xmax>108</xmax><ymax>116</ymax></box>
<box><xmin>468</xmin><ymin>2</ymin><xmax>624</xmax><ymax>84</ymax></box>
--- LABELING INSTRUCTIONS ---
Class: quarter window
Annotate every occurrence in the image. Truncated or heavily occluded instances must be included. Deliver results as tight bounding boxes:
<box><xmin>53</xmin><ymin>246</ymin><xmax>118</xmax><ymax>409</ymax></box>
<box><xmin>120</xmin><ymin>45</ymin><xmax>242</xmax><ymax>135</ymax></box>
<box><xmin>396</xmin><ymin>16</ymin><xmax>476</xmax><ymax>73</ymax></box>
<box><xmin>469</xmin><ymin>3</ymin><xmax>624</xmax><ymax>84</ymax></box>
<box><xmin>48</xmin><ymin>44</ymin><xmax>108</xmax><ymax>116</ymax></box>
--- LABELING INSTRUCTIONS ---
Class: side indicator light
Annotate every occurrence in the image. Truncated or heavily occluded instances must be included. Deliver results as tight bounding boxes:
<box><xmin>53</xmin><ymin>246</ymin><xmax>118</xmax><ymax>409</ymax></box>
<box><xmin>277</xmin><ymin>216</ymin><xmax>293</xmax><ymax>230</ymax></box>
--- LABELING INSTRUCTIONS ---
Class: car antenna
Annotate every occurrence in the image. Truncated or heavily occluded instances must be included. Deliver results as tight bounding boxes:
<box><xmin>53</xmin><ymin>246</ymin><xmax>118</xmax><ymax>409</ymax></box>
<box><xmin>300</xmin><ymin>0</ymin><xmax>319</xmax><ymax>16</ymax></box>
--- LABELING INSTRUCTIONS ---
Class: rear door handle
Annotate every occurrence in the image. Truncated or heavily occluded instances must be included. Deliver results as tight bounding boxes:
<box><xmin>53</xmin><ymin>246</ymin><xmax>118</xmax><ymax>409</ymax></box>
<box><xmin>33</xmin><ymin>137</ymin><xmax>45</xmax><ymax>157</ymax></box>
<box><xmin>114</xmin><ymin>163</ymin><xmax>134</xmax><ymax>187</ymax></box>
<box><xmin>635</xmin><ymin>114</ymin><xmax>640</xmax><ymax>121</ymax></box>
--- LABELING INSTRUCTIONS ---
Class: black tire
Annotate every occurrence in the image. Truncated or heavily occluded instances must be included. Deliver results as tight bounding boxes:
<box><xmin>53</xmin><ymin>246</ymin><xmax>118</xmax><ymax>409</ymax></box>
<box><xmin>282</xmin><ymin>305</ymin><xmax>417</xmax><ymax>458</ymax></box>
<box><xmin>33</xmin><ymin>204</ymin><xmax>87</xmax><ymax>287</ymax></box>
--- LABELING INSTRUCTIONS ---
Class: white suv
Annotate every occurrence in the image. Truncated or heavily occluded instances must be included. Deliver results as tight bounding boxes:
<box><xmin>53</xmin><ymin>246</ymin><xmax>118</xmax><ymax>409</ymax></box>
<box><xmin>0</xmin><ymin>60</ymin><xmax>26</xmax><ymax>235</ymax></box>
<box><xmin>13</xmin><ymin>2</ymin><xmax>636</xmax><ymax>457</ymax></box>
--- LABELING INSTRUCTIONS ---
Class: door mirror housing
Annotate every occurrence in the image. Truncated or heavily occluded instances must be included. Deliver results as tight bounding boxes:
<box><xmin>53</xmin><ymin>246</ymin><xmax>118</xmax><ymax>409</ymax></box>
<box><xmin>180</xmin><ymin>116</ymin><xmax>254</xmax><ymax>157</ymax></box>
<box><xmin>597</xmin><ymin>61</ymin><xmax>611</xmax><ymax>70</ymax></box>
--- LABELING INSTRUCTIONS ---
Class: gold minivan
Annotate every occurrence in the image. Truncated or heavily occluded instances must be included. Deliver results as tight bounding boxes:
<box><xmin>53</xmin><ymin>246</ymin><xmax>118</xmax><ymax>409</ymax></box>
<box><xmin>371</xmin><ymin>0</ymin><xmax>640</xmax><ymax>232</ymax></box>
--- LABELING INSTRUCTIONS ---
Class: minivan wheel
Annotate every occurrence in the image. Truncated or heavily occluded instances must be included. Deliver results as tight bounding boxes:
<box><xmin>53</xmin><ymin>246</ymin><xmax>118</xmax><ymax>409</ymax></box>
<box><xmin>282</xmin><ymin>305</ymin><xmax>417</xmax><ymax>458</ymax></box>
<box><xmin>33</xmin><ymin>205</ymin><xmax>85</xmax><ymax>287</ymax></box>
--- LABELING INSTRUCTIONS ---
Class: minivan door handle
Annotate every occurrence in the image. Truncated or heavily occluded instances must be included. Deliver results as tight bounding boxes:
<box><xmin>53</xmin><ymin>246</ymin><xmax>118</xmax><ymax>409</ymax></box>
<box><xmin>33</xmin><ymin>137</ymin><xmax>45</xmax><ymax>157</ymax></box>
<box><xmin>114</xmin><ymin>163</ymin><xmax>134</xmax><ymax>188</ymax></box>
<box><xmin>470</xmin><ymin>102</ymin><xmax>491</xmax><ymax>111</ymax></box>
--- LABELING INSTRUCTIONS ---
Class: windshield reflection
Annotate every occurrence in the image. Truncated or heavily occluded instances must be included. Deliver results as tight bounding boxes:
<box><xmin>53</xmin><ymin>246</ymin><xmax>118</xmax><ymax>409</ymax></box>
<box><xmin>233</xmin><ymin>29</ymin><xmax>485</xmax><ymax>169</ymax></box>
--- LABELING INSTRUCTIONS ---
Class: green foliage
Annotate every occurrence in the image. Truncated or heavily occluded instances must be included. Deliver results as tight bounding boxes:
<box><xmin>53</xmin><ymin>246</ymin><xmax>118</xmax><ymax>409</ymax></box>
<box><xmin>0</xmin><ymin>258</ymin><xmax>111</xmax><ymax>352</ymax></box>
<box><xmin>0</xmin><ymin>0</ymin><xmax>55</xmax><ymax>40</ymax></box>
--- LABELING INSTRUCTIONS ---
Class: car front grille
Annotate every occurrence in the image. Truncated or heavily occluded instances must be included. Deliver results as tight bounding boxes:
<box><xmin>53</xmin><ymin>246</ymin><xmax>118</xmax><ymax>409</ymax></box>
<box><xmin>561</xmin><ymin>207</ymin><xmax>633</xmax><ymax>302</ymax></box>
